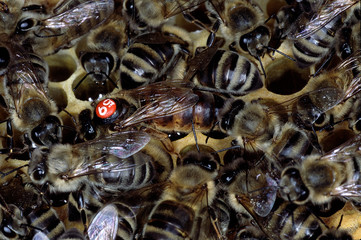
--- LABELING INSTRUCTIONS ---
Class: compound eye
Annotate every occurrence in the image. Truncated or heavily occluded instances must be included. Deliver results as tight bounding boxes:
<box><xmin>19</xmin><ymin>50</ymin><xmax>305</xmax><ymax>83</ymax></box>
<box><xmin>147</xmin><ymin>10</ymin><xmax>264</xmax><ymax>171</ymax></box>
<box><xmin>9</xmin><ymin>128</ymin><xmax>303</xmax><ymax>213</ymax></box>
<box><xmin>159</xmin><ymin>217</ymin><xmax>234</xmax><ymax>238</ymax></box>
<box><xmin>16</xmin><ymin>18</ymin><xmax>36</xmax><ymax>33</ymax></box>
<box><xmin>1</xmin><ymin>220</ymin><xmax>16</xmax><ymax>238</ymax></box>
<box><xmin>200</xmin><ymin>159</ymin><xmax>217</xmax><ymax>171</ymax></box>
<box><xmin>182</xmin><ymin>156</ymin><xmax>195</xmax><ymax>166</ymax></box>
<box><xmin>32</xmin><ymin>167</ymin><xmax>45</xmax><ymax>181</ymax></box>
<box><xmin>0</xmin><ymin>47</ymin><xmax>10</xmax><ymax>69</ymax></box>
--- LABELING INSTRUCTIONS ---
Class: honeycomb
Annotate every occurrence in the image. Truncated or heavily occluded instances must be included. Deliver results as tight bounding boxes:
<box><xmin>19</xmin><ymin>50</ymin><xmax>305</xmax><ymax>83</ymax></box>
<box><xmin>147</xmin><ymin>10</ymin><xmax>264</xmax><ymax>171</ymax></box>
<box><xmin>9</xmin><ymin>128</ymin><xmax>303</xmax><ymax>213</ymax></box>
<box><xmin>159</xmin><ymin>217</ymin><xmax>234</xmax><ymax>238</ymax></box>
<box><xmin>0</xmin><ymin>0</ymin><xmax>361</xmax><ymax>239</ymax></box>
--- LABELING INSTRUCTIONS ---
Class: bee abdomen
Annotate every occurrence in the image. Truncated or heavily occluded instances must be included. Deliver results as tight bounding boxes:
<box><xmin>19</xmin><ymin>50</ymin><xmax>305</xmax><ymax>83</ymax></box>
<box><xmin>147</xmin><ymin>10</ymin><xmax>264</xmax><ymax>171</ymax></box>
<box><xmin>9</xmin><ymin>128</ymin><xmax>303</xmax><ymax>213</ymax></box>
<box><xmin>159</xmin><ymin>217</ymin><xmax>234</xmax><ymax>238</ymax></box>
<box><xmin>113</xmin><ymin>202</ymin><xmax>137</xmax><ymax>240</ymax></box>
<box><xmin>28</xmin><ymin>206</ymin><xmax>66</xmax><ymax>240</ymax></box>
<box><xmin>120</xmin><ymin>43</ymin><xmax>180</xmax><ymax>90</ymax></box>
<box><xmin>143</xmin><ymin>200</ymin><xmax>195</xmax><ymax>240</ymax></box>
<box><xmin>98</xmin><ymin>152</ymin><xmax>155</xmax><ymax>191</ymax></box>
<box><xmin>197</xmin><ymin>50</ymin><xmax>262</xmax><ymax>96</ymax></box>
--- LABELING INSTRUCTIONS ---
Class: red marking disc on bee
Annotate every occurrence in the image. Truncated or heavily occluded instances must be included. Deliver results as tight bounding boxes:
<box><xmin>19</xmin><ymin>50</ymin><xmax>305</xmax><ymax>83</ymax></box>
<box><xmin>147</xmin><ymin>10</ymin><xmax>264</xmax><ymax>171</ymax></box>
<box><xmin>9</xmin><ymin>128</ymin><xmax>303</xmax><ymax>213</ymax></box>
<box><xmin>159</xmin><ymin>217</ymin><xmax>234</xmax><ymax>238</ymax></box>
<box><xmin>96</xmin><ymin>99</ymin><xmax>116</xmax><ymax>119</ymax></box>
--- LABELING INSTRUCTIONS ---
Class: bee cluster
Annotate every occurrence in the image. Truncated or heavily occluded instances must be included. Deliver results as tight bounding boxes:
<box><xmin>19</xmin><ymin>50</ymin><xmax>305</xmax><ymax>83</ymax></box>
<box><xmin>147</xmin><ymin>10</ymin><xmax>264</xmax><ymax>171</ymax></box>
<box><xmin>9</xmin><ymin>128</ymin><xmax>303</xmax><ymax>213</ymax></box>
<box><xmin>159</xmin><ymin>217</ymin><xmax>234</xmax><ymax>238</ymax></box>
<box><xmin>0</xmin><ymin>0</ymin><xmax>360</xmax><ymax>239</ymax></box>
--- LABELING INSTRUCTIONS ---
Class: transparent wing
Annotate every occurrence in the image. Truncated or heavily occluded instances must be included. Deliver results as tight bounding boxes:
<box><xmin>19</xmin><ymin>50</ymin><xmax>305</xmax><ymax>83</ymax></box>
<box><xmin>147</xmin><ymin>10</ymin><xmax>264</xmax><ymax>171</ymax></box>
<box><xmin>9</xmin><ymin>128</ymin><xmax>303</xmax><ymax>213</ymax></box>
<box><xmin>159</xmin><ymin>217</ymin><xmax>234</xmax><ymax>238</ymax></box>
<box><xmin>321</xmin><ymin>134</ymin><xmax>361</xmax><ymax>162</ymax></box>
<box><xmin>78</xmin><ymin>130</ymin><xmax>150</xmax><ymax>158</ymax></box>
<box><xmin>165</xmin><ymin>0</ymin><xmax>207</xmax><ymax>18</ymax></box>
<box><xmin>88</xmin><ymin>204</ymin><xmax>119</xmax><ymax>240</ymax></box>
<box><xmin>293</xmin><ymin>0</ymin><xmax>358</xmax><ymax>39</ymax></box>
<box><xmin>32</xmin><ymin>231</ymin><xmax>50</xmax><ymax>240</ymax></box>
<box><xmin>248</xmin><ymin>174</ymin><xmax>278</xmax><ymax>217</ymax></box>
<box><xmin>64</xmin><ymin>131</ymin><xmax>150</xmax><ymax>179</ymax></box>
<box><xmin>208</xmin><ymin>0</ymin><xmax>226</xmax><ymax>22</ymax></box>
<box><xmin>35</xmin><ymin>0</ymin><xmax>114</xmax><ymax>38</ymax></box>
<box><xmin>116</xmin><ymin>80</ymin><xmax>199</xmax><ymax>128</ymax></box>
<box><xmin>6</xmin><ymin>44</ymin><xmax>49</xmax><ymax>113</ymax></box>
<box><xmin>185</xmin><ymin>38</ymin><xmax>224</xmax><ymax>82</ymax></box>
<box><xmin>268</xmin><ymin>87</ymin><xmax>344</xmax><ymax>123</ymax></box>
<box><xmin>331</xmin><ymin>181</ymin><xmax>361</xmax><ymax>197</ymax></box>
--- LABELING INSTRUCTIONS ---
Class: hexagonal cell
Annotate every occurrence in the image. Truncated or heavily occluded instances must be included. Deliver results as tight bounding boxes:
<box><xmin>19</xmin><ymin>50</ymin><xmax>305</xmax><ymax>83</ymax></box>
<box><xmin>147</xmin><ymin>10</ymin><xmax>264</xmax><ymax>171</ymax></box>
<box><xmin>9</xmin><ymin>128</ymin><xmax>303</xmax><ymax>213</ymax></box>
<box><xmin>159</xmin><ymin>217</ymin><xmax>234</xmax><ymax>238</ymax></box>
<box><xmin>45</xmin><ymin>53</ymin><xmax>77</xmax><ymax>82</ymax></box>
<box><xmin>265</xmin><ymin>57</ymin><xmax>310</xmax><ymax>95</ymax></box>
<box><xmin>320</xmin><ymin>129</ymin><xmax>355</xmax><ymax>153</ymax></box>
<box><xmin>72</xmin><ymin>72</ymin><xmax>118</xmax><ymax>101</ymax></box>
<box><xmin>48</xmin><ymin>87</ymin><xmax>68</xmax><ymax>111</ymax></box>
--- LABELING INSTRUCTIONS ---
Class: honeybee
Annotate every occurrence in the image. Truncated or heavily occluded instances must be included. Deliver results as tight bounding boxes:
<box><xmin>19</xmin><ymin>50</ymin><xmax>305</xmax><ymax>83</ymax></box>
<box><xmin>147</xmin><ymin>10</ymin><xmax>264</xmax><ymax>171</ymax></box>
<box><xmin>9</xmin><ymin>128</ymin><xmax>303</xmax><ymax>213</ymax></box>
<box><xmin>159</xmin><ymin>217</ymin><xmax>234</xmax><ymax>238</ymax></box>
<box><xmin>250</xmin><ymin>198</ymin><xmax>352</xmax><ymax>240</ymax></box>
<box><xmin>119</xmin><ymin>25</ymin><xmax>191</xmax><ymax>90</ymax></box>
<box><xmin>202</xmin><ymin>0</ymin><xmax>272</xmax><ymax>75</ymax></box>
<box><xmin>28</xmin><ymin>131</ymin><xmax>175</xmax><ymax>195</ymax></box>
<box><xmin>0</xmin><ymin>195</ymin><xmax>29</xmax><ymax>239</ymax></box>
<box><xmin>220</xmin><ymin>156</ymin><xmax>279</xmax><ymax>218</ymax></box>
<box><xmin>87</xmin><ymin>202</ymin><xmax>137</xmax><ymax>240</ymax></box>
<box><xmin>27</xmin><ymin>203</ymin><xmax>67</xmax><ymax>240</ymax></box>
<box><xmin>92</xmin><ymin>79</ymin><xmax>197</xmax><ymax>126</ymax></box>
<box><xmin>0</xmin><ymin>35</ymin><xmax>57</xmax><ymax>132</ymax></box>
<box><xmin>142</xmin><ymin>144</ymin><xmax>222</xmax><ymax>239</ymax></box>
<box><xmin>186</xmin><ymin>39</ymin><xmax>263</xmax><ymax>97</ymax></box>
<box><xmin>16</xmin><ymin>0</ymin><xmax>115</xmax><ymax>56</ymax></box>
<box><xmin>287</xmin><ymin>134</ymin><xmax>361</xmax><ymax>206</ymax></box>
<box><xmin>73</xmin><ymin>16</ymin><xmax>128</xmax><ymax>100</ymax></box>
<box><xmin>219</xmin><ymin>98</ymin><xmax>319</xmax><ymax>164</ymax></box>
<box><xmin>290</xmin><ymin>0</ymin><xmax>360</xmax><ymax>69</ymax></box>
<box><xmin>122</xmin><ymin>0</ymin><xmax>218</xmax><ymax>42</ymax></box>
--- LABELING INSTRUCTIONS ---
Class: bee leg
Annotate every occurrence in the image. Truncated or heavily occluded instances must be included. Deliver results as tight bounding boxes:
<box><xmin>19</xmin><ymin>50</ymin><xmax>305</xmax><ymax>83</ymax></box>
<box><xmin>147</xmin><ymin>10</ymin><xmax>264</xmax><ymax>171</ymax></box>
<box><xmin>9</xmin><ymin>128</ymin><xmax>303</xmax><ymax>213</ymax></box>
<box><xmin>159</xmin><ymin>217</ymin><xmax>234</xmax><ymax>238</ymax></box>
<box><xmin>311</xmin><ymin>50</ymin><xmax>335</xmax><ymax>77</ymax></box>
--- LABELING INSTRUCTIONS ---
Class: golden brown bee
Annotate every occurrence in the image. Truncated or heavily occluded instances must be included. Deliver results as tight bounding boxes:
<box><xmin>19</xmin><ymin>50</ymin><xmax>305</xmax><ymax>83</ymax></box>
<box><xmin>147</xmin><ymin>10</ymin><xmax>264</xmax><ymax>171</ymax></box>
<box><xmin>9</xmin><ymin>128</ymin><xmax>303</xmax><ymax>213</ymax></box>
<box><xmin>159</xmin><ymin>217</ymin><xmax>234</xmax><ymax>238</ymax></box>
<box><xmin>73</xmin><ymin>15</ymin><xmax>128</xmax><ymax>100</ymax></box>
<box><xmin>219</xmin><ymin>98</ymin><xmax>319</xmax><ymax>164</ymax></box>
<box><xmin>142</xmin><ymin>144</ymin><xmax>222</xmax><ymax>240</ymax></box>
<box><xmin>28</xmin><ymin>131</ymin><xmax>174</xmax><ymax>195</ymax></box>
<box><xmin>288</xmin><ymin>134</ymin><xmax>361</xmax><ymax>206</ymax></box>
<box><xmin>0</xmin><ymin>195</ymin><xmax>29</xmax><ymax>239</ymax></box>
<box><xmin>15</xmin><ymin>0</ymin><xmax>115</xmax><ymax>56</ymax></box>
<box><xmin>0</xmin><ymin>35</ymin><xmax>57</xmax><ymax>132</ymax></box>
<box><xmin>290</xmin><ymin>0</ymin><xmax>359</xmax><ymax>69</ymax></box>
<box><xmin>119</xmin><ymin>25</ymin><xmax>192</xmax><ymax>90</ymax></box>
<box><xmin>186</xmin><ymin>38</ymin><xmax>263</xmax><ymax>97</ymax></box>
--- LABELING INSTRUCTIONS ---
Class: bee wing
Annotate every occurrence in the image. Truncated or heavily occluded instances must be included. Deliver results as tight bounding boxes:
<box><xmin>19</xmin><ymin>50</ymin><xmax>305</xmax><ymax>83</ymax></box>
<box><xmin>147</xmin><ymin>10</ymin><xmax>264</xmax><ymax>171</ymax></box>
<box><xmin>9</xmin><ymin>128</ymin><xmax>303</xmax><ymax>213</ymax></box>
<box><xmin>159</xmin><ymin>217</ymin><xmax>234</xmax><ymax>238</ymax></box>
<box><xmin>165</xmin><ymin>0</ymin><xmax>207</xmax><ymax>18</ymax></box>
<box><xmin>208</xmin><ymin>0</ymin><xmax>226</xmax><ymax>22</ymax></box>
<box><xmin>331</xmin><ymin>181</ymin><xmax>361</xmax><ymax>197</ymax></box>
<box><xmin>133</xmin><ymin>32</ymin><xmax>187</xmax><ymax>45</ymax></box>
<box><xmin>185</xmin><ymin>38</ymin><xmax>224</xmax><ymax>82</ymax></box>
<box><xmin>7</xmin><ymin>46</ymin><xmax>49</xmax><ymax>113</ymax></box>
<box><xmin>87</xmin><ymin>204</ymin><xmax>119</xmax><ymax>240</ymax></box>
<box><xmin>79</xmin><ymin>131</ymin><xmax>151</xmax><ymax>159</ymax></box>
<box><xmin>34</xmin><ymin>0</ymin><xmax>114</xmax><ymax>38</ymax></box>
<box><xmin>32</xmin><ymin>231</ymin><xmax>50</xmax><ymax>240</ymax></box>
<box><xmin>293</xmin><ymin>0</ymin><xmax>358</xmax><ymax>39</ymax></box>
<box><xmin>268</xmin><ymin>87</ymin><xmax>344</xmax><ymax>121</ymax></box>
<box><xmin>248</xmin><ymin>174</ymin><xmax>278</xmax><ymax>217</ymax></box>
<box><xmin>117</xmin><ymin>80</ymin><xmax>199</xmax><ymax>128</ymax></box>
<box><xmin>321</xmin><ymin>134</ymin><xmax>361</xmax><ymax>162</ymax></box>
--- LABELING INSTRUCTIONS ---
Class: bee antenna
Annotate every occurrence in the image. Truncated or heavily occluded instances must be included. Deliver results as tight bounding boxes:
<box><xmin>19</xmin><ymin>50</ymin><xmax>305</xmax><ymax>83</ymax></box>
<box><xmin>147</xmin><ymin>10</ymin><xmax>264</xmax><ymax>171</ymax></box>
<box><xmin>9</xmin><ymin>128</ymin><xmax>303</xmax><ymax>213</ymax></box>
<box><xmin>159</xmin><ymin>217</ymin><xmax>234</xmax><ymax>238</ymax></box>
<box><xmin>73</xmin><ymin>72</ymin><xmax>93</xmax><ymax>91</ymax></box>
<box><xmin>214</xmin><ymin>145</ymin><xmax>241</xmax><ymax>154</ymax></box>
<box><xmin>311</xmin><ymin>50</ymin><xmax>335</xmax><ymax>77</ymax></box>
<box><xmin>0</xmin><ymin>164</ymin><xmax>29</xmax><ymax>178</ymax></box>
<box><xmin>101</xmin><ymin>71</ymin><xmax>119</xmax><ymax>89</ymax></box>
<box><xmin>257</xmin><ymin>56</ymin><xmax>267</xmax><ymax>79</ymax></box>
<box><xmin>205</xmin><ymin>120</ymin><xmax>219</xmax><ymax>144</ymax></box>
<box><xmin>191</xmin><ymin>119</ymin><xmax>200</xmax><ymax>153</ymax></box>
<box><xmin>265</xmin><ymin>46</ymin><xmax>296</xmax><ymax>62</ymax></box>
